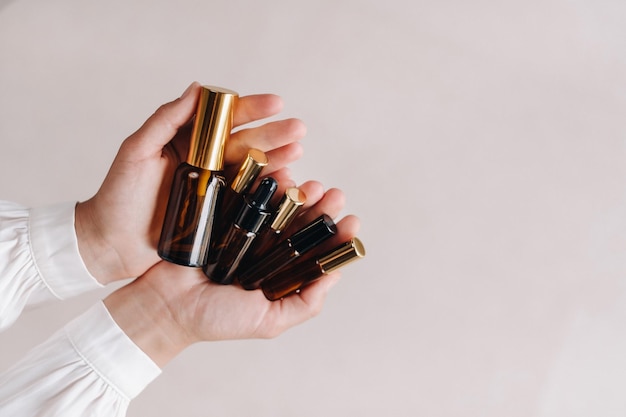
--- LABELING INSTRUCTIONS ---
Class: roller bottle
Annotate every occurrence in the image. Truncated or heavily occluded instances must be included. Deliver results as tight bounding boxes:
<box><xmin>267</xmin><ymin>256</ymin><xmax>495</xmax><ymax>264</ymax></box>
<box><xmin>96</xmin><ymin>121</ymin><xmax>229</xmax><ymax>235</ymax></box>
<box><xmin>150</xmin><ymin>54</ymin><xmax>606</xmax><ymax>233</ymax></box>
<box><xmin>158</xmin><ymin>86</ymin><xmax>238</xmax><ymax>267</ymax></box>
<box><xmin>237</xmin><ymin>214</ymin><xmax>337</xmax><ymax>290</ymax></box>
<box><xmin>243</xmin><ymin>187</ymin><xmax>306</xmax><ymax>264</ymax></box>
<box><xmin>261</xmin><ymin>237</ymin><xmax>365</xmax><ymax>301</ymax></box>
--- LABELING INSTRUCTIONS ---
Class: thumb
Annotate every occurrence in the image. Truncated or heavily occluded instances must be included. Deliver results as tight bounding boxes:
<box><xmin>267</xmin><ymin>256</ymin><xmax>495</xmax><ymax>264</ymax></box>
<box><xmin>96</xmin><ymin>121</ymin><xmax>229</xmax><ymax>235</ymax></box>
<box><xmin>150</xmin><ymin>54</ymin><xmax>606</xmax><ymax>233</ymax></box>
<box><xmin>122</xmin><ymin>82</ymin><xmax>200</xmax><ymax>159</ymax></box>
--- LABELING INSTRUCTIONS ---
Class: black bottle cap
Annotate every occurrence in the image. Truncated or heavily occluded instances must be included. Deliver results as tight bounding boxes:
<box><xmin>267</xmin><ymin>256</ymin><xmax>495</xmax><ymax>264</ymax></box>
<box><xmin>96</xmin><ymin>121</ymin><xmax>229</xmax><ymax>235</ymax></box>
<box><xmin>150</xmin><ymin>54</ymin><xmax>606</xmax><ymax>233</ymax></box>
<box><xmin>235</xmin><ymin>177</ymin><xmax>278</xmax><ymax>233</ymax></box>
<box><xmin>289</xmin><ymin>214</ymin><xmax>337</xmax><ymax>254</ymax></box>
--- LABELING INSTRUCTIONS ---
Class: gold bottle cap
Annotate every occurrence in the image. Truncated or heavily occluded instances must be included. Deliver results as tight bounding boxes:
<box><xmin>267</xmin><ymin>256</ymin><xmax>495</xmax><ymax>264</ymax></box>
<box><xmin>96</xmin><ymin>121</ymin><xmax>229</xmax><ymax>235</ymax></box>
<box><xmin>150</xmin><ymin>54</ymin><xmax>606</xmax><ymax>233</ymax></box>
<box><xmin>270</xmin><ymin>187</ymin><xmax>306</xmax><ymax>231</ymax></box>
<box><xmin>319</xmin><ymin>237</ymin><xmax>366</xmax><ymax>274</ymax></box>
<box><xmin>187</xmin><ymin>85</ymin><xmax>239</xmax><ymax>170</ymax></box>
<box><xmin>230</xmin><ymin>149</ymin><xmax>269</xmax><ymax>193</ymax></box>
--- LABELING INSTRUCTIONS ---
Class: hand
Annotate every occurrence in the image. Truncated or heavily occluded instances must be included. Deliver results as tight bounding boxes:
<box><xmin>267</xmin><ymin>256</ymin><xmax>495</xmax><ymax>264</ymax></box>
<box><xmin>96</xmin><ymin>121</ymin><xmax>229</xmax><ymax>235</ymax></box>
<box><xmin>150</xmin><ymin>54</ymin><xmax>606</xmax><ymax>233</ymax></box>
<box><xmin>75</xmin><ymin>82</ymin><xmax>306</xmax><ymax>284</ymax></box>
<box><xmin>103</xmin><ymin>184</ymin><xmax>360</xmax><ymax>367</ymax></box>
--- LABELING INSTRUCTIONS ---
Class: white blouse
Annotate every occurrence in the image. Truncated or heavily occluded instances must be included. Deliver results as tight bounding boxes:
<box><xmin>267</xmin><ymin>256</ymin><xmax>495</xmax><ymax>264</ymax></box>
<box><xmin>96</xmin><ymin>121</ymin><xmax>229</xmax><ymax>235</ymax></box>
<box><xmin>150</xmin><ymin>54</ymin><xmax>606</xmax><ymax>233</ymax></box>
<box><xmin>0</xmin><ymin>201</ymin><xmax>161</xmax><ymax>416</ymax></box>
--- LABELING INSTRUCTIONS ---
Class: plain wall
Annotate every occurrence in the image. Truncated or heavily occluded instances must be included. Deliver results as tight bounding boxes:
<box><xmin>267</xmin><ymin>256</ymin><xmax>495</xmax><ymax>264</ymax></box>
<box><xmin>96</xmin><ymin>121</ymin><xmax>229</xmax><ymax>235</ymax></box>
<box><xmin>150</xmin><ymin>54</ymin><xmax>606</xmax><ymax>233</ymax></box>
<box><xmin>1</xmin><ymin>0</ymin><xmax>626</xmax><ymax>416</ymax></box>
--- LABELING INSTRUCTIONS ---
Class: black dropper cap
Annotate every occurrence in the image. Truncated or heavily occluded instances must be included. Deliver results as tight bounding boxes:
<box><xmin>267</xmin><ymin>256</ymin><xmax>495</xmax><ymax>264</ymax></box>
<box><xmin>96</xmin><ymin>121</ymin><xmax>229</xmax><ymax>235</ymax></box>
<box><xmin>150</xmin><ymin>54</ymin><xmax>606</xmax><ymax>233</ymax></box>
<box><xmin>235</xmin><ymin>177</ymin><xmax>278</xmax><ymax>233</ymax></box>
<box><xmin>289</xmin><ymin>214</ymin><xmax>337</xmax><ymax>254</ymax></box>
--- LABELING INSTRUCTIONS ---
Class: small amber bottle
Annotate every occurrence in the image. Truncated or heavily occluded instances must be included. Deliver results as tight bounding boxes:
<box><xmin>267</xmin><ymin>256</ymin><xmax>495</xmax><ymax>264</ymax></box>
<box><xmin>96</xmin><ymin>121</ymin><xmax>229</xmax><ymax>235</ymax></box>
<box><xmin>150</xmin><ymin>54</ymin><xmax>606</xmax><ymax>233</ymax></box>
<box><xmin>261</xmin><ymin>237</ymin><xmax>365</xmax><ymax>301</ymax></box>
<box><xmin>237</xmin><ymin>214</ymin><xmax>337</xmax><ymax>290</ymax></box>
<box><xmin>212</xmin><ymin>149</ymin><xmax>268</xmax><ymax>244</ymax></box>
<box><xmin>243</xmin><ymin>187</ymin><xmax>306</xmax><ymax>264</ymax></box>
<box><xmin>158</xmin><ymin>86</ymin><xmax>238</xmax><ymax>267</ymax></box>
<box><xmin>204</xmin><ymin>177</ymin><xmax>277</xmax><ymax>284</ymax></box>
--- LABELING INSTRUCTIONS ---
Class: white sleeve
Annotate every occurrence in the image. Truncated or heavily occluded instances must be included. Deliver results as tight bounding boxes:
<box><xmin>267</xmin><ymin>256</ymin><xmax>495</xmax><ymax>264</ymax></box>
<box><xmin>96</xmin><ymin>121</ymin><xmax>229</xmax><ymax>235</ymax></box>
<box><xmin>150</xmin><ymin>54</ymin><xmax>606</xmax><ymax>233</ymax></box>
<box><xmin>0</xmin><ymin>200</ymin><xmax>102</xmax><ymax>331</ymax></box>
<box><xmin>0</xmin><ymin>301</ymin><xmax>162</xmax><ymax>416</ymax></box>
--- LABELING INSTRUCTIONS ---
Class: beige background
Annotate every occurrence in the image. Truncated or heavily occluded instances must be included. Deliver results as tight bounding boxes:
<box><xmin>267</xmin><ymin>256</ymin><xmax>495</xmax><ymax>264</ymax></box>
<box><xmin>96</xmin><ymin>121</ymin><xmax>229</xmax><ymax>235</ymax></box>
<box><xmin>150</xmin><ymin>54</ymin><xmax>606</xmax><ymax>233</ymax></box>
<box><xmin>2</xmin><ymin>0</ymin><xmax>626</xmax><ymax>416</ymax></box>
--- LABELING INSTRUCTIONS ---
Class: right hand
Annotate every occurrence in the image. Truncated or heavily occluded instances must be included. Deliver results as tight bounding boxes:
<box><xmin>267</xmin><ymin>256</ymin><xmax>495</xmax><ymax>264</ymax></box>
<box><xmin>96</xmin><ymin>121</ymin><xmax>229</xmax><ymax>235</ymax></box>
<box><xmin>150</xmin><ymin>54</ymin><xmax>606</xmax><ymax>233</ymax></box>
<box><xmin>75</xmin><ymin>82</ymin><xmax>307</xmax><ymax>284</ymax></box>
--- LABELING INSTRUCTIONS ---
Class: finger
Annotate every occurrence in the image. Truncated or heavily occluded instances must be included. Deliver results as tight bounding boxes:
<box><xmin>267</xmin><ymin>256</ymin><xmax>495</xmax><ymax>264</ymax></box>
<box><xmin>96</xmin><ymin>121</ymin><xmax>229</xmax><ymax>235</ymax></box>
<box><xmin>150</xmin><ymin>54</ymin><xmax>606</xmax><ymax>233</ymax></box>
<box><xmin>233</xmin><ymin>94</ymin><xmax>284</xmax><ymax>127</ymax></box>
<box><xmin>328</xmin><ymin>215</ymin><xmax>361</xmax><ymax>244</ymax></box>
<box><xmin>121</xmin><ymin>82</ymin><xmax>201</xmax><ymax>160</ymax></box>
<box><xmin>286</xmin><ymin>188</ymin><xmax>346</xmax><ymax>234</ymax></box>
<box><xmin>285</xmin><ymin>214</ymin><xmax>361</xmax><ymax>268</ymax></box>
<box><xmin>268</xmin><ymin>180</ymin><xmax>324</xmax><ymax>227</ymax></box>
<box><xmin>295</xmin><ymin>181</ymin><xmax>325</xmax><ymax>210</ymax></box>
<box><xmin>259</xmin><ymin>168</ymin><xmax>297</xmax><ymax>208</ymax></box>
<box><xmin>241</xmin><ymin>168</ymin><xmax>297</xmax><ymax>208</ymax></box>
<box><xmin>163</xmin><ymin>93</ymin><xmax>285</xmax><ymax>166</ymax></box>
<box><xmin>223</xmin><ymin>142</ymin><xmax>303</xmax><ymax>180</ymax></box>
<box><xmin>261</xmin><ymin>143</ymin><xmax>304</xmax><ymax>175</ymax></box>
<box><xmin>307</xmin><ymin>214</ymin><xmax>361</xmax><ymax>257</ymax></box>
<box><xmin>296</xmin><ymin>270</ymin><xmax>342</xmax><ymax>307</ymax></box>
<box><xmin>225</xmin><ymin>118</ymin><xmax>306</xmax><ymax>164</ymax></box>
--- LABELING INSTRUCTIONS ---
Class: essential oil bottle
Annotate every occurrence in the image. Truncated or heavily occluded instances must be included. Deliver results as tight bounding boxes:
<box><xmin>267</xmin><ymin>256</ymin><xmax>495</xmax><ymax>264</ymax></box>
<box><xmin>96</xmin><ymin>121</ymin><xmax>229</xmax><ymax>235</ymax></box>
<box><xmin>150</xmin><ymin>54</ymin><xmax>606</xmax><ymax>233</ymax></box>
<box><xmin>211</xmin><ymin>148</ymin><xmax>268</xmax><ymax>249</ymax></box>
<box><xmin>243</xmin><ymin>187</ymin><xmax>306</xmax><ymax>263</ymax></box>
<box><xmin>204</xmin><ymin>177</ymin><xmax>277</xmax><ymax>284</ymax></box>
<box><xmin>158</xmin><ymin>86</ymin><xmax>238</xmax><ymax>267</ymax></box>
<box><xmin>237</xmin><ymin>214</ymin><xmax>337</xmax><ymax>290</ymax></box>
<box><xmin>261</xmin><ymin>237</ymin><xmax>365</xmax><ymax>301</ymax></box>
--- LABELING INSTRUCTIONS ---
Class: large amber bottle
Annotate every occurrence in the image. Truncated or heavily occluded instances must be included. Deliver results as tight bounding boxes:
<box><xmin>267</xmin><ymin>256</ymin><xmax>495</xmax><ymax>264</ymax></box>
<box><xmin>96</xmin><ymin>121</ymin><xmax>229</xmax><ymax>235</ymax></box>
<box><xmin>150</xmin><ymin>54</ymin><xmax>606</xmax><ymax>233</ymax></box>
<box><xmin>158</xmin><ymin>86</ymin><xmax>238</xmax><ymax>267</ymax></box>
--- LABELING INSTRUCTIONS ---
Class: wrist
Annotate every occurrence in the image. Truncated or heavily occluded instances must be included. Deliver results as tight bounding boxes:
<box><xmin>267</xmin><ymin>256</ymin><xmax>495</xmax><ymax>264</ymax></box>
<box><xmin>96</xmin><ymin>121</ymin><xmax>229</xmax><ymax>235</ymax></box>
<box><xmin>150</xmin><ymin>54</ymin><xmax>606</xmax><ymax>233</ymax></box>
<box><xmin>74</xmin><ymin>200</ymin><xmax>107</xmax><ymax>283</ymax></box>
<box><xmin>103</xmin><ymin>271</ymin><xmax>193</xmax><ymax>367</ymax></box>
<box><xmin>27</xmin><ymin>202</ymin><xmax>103</xmax><ymax>300</ymax></box>
<box><xmin>74</xmin><ymin>200</ymin><xmax>122</xmax><ymax>285</ymax></box>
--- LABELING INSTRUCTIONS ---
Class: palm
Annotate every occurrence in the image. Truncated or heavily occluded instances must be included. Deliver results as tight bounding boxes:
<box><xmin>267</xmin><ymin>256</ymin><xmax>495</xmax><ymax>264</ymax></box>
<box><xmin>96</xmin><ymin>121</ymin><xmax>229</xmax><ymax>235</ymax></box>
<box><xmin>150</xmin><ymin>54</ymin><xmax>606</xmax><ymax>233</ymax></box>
<box><xmin>142</xmin><ymin>206</ymin><xmax>360</xmax><ymax>344</ymax></box>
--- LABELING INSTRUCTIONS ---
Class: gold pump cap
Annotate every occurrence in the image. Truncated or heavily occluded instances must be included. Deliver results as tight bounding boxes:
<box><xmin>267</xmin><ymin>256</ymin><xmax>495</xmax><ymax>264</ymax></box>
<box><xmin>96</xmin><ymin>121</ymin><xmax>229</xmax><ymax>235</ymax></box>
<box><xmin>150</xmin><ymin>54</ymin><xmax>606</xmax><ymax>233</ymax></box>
<box><xmin>187</xmin><ymin>85</ymin><xmax>238</xmax><ymax>170</ymax></box>
<box><xmin>270</xmin><ymin>187</ymin><xmax>306</xmax><ymax>231</ymax></box>
<box><xmin>230</xmin><ymin>149</ymin><xmax>268</xmax><ymax>193</ymax></box>
<box><xmin>319</xmin><ymin>237</ymin><xmax>366</xmax><ymax>274</ymax></box>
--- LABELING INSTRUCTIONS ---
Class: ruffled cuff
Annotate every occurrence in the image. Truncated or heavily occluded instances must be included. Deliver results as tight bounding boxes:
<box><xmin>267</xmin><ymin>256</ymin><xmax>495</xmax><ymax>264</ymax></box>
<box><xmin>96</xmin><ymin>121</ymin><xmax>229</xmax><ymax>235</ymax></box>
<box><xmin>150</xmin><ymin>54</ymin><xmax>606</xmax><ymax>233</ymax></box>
<box><xmin>65</xmin><ymin>301</ymin><xmax>162</xmax><ymax>399</ymax></box>
<box><xmin>0</xmin><ymin>201</ymin><xmax>102</xmax><ymax>331</ymax></box>
<box><xmin>29</xmin><ymin>202</ymin><xmax>102</xmax><ymax>300</ymax></box>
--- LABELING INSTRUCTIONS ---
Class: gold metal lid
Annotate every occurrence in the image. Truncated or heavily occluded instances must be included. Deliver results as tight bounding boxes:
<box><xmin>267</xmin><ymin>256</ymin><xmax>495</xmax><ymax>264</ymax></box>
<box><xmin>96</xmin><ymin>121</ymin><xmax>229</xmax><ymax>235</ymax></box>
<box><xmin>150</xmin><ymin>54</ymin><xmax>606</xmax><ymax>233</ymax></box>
<box><xmin>319</xmin><ymin>237</ymin><xmax>366</xmax><ymax>274</ymax></box>
<box><xmin>187</xmin><ymin>85</ymin><xmax>238</xmax><ymax>170</ymax></box>
<box><xmin>270</xmin><ymin>187</ymin><xmax>306</xmax><ymax>231</ymax></box>
<box><xmin>230</xmin><ymin>149</ymin><xmax>268</xmax><ymax>193</ymax></box>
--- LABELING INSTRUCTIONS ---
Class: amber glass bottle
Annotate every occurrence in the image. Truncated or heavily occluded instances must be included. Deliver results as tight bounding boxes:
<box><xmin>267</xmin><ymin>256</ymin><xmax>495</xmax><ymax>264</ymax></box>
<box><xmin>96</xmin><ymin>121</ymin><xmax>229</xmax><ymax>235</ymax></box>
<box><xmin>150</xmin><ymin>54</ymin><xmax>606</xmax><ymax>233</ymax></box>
<box><xmin>222</xmin><ymin>149</ymin><xmax>268</xmax><ymax>214</ymax></box>
<box><xmin>237</xmin><ymin>214</ymin><xmax>337</xmax><ymax>290</ymax></box>
<box><xmin>204</xmin><ymin>177</ymin><xmax>277</xmax><ymax>284</ymax></box>
<box><xmin>158</xmin><ymin>86</ymin><xmax>238</xmax><ymax>267</ymax></box>
<box><xmin>261</xmin><ymin>237</ymin><xmax>365</xmax><ymax>301</ymax></box>
<box><xmin>212</xmin><ymin>149</ymin><xmax>268</xmax><ymax>242</ymax></box>
<box><xmin>158</xmin><ymin>165</ymin><xmax>225</xmax><ymax>266</ymax></box>
<box><xmin>243</xmin><ymin>187</ymin><xmax>306</xmax><ymax>265</ymax></box>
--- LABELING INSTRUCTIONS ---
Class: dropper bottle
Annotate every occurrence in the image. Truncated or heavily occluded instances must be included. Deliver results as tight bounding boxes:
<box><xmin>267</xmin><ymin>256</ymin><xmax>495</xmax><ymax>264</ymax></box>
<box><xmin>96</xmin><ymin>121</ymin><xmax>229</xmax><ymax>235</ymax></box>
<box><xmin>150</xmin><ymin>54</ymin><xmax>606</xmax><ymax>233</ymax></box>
<box><xmin>210</xmin><ymin>149</ymin><xmax>268</xmax><ymax>252</ymax></box>
<box><xmin>204</xmin><ymin>177</ymin><xmax>278</xmax><ymax>284</ymax></box>
<box><xmin>242</xmin><ymin>187</ymin><xmax>306</xmax><ymax>266</ymax></box>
